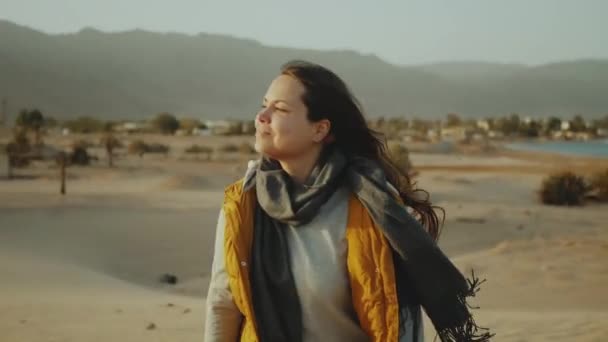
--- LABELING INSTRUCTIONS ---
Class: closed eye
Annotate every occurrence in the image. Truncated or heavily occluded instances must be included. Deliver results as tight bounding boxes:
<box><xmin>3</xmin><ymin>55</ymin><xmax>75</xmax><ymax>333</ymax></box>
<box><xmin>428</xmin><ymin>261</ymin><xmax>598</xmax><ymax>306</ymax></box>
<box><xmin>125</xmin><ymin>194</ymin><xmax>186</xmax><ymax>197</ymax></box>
<box><xmin>261</xmin><ymin>104</ymin><xmax>288</xmax><ymax>113</ymax></box>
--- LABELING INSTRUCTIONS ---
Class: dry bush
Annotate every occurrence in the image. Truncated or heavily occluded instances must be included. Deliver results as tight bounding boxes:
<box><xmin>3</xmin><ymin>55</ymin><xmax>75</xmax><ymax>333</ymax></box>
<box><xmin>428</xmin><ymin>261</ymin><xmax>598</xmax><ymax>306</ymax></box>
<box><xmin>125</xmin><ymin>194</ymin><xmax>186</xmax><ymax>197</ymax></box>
<box><xmin>184</xmin><ymin>144</ymin><xmax>213</xmax><ymax>160</ymax></box>
<box><xmin>539</xmin><ymin>171</ymin><xmax>590</xmax><ymax>206</ymax></box>
<box><xmin>69</xmin><ymin>145</ymin><xmax>91</xmax><ymax>166</ymax></box>
<box><xmin>127</xmin><ymin>140</ymin><xmax>168</xmax><ymax>156</ymax></box>
<box><xmin>128</xmin><ymin>140</ymin><xmax>147</xmax><ymax>157</ymax></box>
<box><xmin>147</xmin><ymin>143</ymin><xmax>170</xmax><ymax>154</ymax></box>
<box><xmin>6</xmin><ymin>129</ymin><xmax>32</xmax><ymax>168</ymax></box>
<box><xmin>216</xmin><ymin>143</ymin><xmax>239</xmax><ymax>153</ymax></box>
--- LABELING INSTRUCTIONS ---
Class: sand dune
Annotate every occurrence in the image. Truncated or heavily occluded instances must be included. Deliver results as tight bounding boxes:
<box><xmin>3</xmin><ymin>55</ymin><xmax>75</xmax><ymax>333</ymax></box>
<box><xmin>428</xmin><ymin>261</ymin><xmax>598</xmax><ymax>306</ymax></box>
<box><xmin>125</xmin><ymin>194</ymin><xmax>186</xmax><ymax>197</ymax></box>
<box><xmin>1</xmin><ymin>146</ymin><xmax>607</xmax><ymax>341</ymax></box>
<box><xmin>0</xmin><ymin>204</ymin><xmax>214</xmax><ymax>342</ymax></box>
<box><xmin>155</xmin><ymin>175</ymin><xmax>212</xmax><ymax>191</ymax></box>
<box><xmin>425</xmin><ymin>233</ymin><xmax>608</xmax><ymax>341</ymax></box>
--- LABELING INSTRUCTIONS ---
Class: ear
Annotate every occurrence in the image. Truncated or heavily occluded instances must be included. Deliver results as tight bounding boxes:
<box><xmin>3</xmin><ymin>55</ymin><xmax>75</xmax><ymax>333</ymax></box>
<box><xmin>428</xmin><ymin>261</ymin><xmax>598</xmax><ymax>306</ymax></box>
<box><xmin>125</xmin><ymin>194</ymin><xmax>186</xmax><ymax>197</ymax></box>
<box><xmin>312</xmin><ymin>119</ymin><xmax>331</xmax><ymax>143</ymax></box>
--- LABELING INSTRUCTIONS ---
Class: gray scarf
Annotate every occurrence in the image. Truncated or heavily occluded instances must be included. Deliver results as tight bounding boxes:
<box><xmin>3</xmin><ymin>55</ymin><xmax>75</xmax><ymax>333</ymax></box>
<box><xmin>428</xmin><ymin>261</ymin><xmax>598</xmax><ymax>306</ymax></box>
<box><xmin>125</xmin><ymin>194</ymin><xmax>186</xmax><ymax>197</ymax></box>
<box><xmin>244</xmin><ymin>147</ymin><xmax>493</xmax><ymax>342</ymax></box>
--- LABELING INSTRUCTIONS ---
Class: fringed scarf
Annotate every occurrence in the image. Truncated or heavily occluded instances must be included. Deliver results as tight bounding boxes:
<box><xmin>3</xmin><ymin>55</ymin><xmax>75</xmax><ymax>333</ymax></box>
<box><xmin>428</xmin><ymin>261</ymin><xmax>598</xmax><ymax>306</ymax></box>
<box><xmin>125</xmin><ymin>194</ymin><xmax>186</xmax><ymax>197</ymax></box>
<box><xmin>244</xmin><ymin>147</ymin><xmax>493</xmax><ymax>341</ymax></box>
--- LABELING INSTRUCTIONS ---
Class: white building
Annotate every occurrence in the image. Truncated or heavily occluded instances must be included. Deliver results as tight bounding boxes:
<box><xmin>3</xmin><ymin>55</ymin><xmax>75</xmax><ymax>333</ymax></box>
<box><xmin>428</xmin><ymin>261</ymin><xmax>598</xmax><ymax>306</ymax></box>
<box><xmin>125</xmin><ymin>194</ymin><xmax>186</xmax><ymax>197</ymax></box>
<box><xmin>476</xmin><ymin>119</ymin><xmax>490</xmax><ymax>131</ymax></box>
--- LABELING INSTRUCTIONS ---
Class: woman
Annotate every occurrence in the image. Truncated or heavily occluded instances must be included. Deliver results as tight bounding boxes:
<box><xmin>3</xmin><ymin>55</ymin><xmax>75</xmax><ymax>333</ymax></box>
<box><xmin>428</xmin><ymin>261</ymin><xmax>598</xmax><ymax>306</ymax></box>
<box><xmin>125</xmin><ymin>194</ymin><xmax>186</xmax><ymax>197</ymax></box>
<box><xmin>204</xmin><ymin>60</ymin><xmax>492</xmax><ymax>342</ymax></box>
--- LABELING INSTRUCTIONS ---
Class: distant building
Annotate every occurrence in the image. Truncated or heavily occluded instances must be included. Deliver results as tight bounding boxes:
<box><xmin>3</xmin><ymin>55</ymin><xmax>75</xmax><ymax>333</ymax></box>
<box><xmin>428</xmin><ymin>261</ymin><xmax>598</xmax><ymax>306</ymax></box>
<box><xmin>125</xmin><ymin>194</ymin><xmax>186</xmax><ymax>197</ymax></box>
<box><xmin>426</xmin><ymin>129</ymin><xmax>440</xmax><ymax>142</ymax></box>
<box><xmin>476</xmin><ymin>119</ymin><xmax>490</xmax><ymax>131</ymax></box>
<box><xmin>552</xmin><ymin>131</ymin><xmax>565</xmax><ymax>140</ymax></box>
<box><xmin>397</xmin><ymin>129</ymin><xmax>427</xmax><ymax>142</ymax></box>
<box><xmin>114</xmin><ymin>122</ymin><xmax>146</xmax><ymax>134</ymax></box>
<box><xmin>205</xmin><ymin>120</ymin><xmax>241</xmax><ymax>135</ymax></box>
<box><xmin>487</xmin><ymin>130</ymin><xmax>504</xmax><ymax>139</ymax></box>
<box><xmin>471</xmin><ymin>133</ymin><xmax>486</xmax><ymax>142</ymax></box>
<box><xmin>192</xmin><ymin>127</ymin><xmax>212</xmax><ymax>136</ymax></box>
<box><xmin>174</xmin><ymin>129</ymin><xmax>188</xmax><ymax>136</ymax></box>
<box><xmin>440</xmin><ymin>126</ymin><xmax>472</xmax><ymax>142</ymax></box>
<box><xmin>574</xmin><ymin>132</ymin><xmax>592</xmax><ymax>141</ymax></box>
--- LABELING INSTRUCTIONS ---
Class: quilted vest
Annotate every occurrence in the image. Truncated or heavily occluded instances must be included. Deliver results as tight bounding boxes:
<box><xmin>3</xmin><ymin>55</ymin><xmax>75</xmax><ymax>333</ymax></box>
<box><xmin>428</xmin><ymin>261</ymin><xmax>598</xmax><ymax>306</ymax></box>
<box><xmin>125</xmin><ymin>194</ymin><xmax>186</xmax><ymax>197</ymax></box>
<box><xmin>222</xmin><ymin>179</ymin><xmax>399</xmax><ymax>341</ymax></box>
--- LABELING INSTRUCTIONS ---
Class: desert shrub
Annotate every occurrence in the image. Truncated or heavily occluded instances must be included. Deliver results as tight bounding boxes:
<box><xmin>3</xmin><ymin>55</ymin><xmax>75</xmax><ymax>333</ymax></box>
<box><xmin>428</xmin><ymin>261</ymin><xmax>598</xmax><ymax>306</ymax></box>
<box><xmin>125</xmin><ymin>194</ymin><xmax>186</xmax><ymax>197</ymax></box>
<box><xmin>216</xmin><ymin>143</ymin><xmax>239</xmax><ymax>153</ymax></box>
<box><xmin>179</xmin><ymin>118</ymin><xmax>203</xmax><ymax>134</ymax></box>
<box><xmin>99</xmin><ymin>134</ymin><xmax>122</xmax><ymax>167</ymax></box>
<box><xmin>64</xmin><ymin>116</ymin><xmax>105</xmax><ymax>133</ymax></box>
<box><xmin>147</xmin><ymin>143</ymin><xmax>170</xmax><ymax>154</ymax></box>
<box><xmin>151</xmin><ymin>112</ymin><xmax>179</xmax><ymax>135</ymax></box>
<box><xmin>16</xmin><ymin>109</ymin><xmax>45</xmax><ymax>145</ymax></box>
<box><xmin>6</xmin><ymin>129</ymin><xmax>31</xmax><ymax>168</ymax></box>
<box><xmin>128</xmin><ymin>140</ymin><xmax>148</xmax><ymax>157</ymax></box>
<box><xmin>70</xmin><ymin>145</ymin><xmax>91</xmax><ymax>166</ymax></box>
<box><xmin>184</xmin><ymin>144</ymin><xmax>212</xmax><ymax>154</ymax></box>
<box><xmin>539</xmin><ymin>171</ymin><xmax>590</xmax><ymax>206</ymax></box>
<box><xmin>184</xmin><ymin>144</ymin><xmax>213</xmax><ymax>160</ymax></box>
<box><xmin>127</xmin><ymin>140</ymin><xmax>169</xmax><ymax>156</ymax></box>
<box><xmin>99</xmin><ymin>134</ymin><xmax>122</xmax><ymax>149</ymax></box>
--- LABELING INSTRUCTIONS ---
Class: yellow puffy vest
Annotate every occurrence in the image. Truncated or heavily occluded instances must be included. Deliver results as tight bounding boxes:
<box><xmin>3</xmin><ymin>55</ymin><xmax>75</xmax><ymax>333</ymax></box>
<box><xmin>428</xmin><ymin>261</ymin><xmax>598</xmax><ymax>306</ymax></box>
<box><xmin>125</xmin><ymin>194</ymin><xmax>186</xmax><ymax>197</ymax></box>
<box><xmin>223</xmin><ymin>179</ymin><xmax>400</xmax><ymax>341</ymax></box>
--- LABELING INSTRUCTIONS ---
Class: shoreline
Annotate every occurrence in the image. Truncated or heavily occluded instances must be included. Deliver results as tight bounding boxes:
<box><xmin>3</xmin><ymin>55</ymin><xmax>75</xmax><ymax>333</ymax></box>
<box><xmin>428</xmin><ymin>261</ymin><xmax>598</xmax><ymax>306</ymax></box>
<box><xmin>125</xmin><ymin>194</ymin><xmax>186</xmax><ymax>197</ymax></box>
<box><xmin>496</xmin><ymin>139</ymin><xmax>608</xmax><ymax>159</ymax></box>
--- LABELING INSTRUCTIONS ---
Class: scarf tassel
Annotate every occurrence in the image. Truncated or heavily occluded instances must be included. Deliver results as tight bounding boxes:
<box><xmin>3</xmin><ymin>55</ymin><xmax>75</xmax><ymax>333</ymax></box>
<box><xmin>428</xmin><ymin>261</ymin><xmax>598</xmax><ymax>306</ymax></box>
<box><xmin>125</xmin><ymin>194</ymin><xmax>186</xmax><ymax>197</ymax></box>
<box><xmin>435</xmin><ymin>270</ymin><xmax>495</xmax><ymax>342</ymax></box>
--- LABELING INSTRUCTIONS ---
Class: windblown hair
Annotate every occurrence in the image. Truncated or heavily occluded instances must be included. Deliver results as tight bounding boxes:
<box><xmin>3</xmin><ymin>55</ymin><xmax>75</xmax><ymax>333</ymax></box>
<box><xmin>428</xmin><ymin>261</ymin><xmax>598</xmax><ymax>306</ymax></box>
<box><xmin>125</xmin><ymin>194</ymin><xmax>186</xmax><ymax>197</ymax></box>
<box><xmin>281</xmin><ymin>60</ymin><xmax>445</xmax><ymax>241</ymax></box>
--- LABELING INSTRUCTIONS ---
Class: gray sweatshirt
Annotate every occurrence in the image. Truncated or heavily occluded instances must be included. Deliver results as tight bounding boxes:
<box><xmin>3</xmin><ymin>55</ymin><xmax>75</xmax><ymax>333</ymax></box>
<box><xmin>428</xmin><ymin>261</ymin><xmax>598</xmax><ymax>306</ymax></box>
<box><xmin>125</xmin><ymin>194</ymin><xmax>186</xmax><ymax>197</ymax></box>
<box><xmin>204</xmin><ymin>181</ymin><xmax>423</xmax><ymax>342</ymax></box>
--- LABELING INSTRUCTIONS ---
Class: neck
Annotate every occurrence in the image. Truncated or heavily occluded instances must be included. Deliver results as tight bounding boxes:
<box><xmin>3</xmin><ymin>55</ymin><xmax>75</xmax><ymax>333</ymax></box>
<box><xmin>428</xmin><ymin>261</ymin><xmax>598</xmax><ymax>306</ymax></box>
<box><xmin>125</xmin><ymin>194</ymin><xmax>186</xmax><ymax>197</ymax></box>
<box><xmin>278</xmin><ymin>145</ymin><xmax>323</xmax><ymax>184</ymax></box>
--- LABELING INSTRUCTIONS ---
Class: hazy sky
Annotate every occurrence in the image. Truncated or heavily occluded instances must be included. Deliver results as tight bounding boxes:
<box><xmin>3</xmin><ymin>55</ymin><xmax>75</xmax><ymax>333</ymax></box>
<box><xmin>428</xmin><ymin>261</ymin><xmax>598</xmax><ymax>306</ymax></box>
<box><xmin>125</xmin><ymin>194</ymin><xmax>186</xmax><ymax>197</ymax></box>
<box><xmin>2</xmin><ymin>0</ymin><xmax>607</xmax><ymax>65</ymax></box>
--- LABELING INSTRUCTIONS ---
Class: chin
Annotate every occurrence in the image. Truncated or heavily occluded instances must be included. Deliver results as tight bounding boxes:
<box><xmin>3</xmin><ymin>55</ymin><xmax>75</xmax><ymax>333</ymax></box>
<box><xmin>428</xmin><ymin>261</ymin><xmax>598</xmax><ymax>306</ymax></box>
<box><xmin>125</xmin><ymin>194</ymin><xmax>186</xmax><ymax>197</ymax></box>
<box><xmin>254</xmin><ymin>142</ymin><xmax>273</xmax><ymax>157</ymax></box>
<box><xmin>253</xmin><ymin>141</ymin><xmax>265</xmax><ymax>154</ymax></box>
<box><xmin>255</xmin><ymin>146</ymin><xmax>285</xmax><ymax>161</ymax></box>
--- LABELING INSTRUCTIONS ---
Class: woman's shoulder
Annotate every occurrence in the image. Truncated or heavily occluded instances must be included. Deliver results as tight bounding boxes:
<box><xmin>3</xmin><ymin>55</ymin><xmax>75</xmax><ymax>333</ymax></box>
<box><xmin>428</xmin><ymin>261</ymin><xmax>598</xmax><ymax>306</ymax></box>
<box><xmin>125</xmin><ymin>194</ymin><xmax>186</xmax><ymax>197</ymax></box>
<box><xmin>242</xmin><ymin>159</ymin><xmax>259</xmax><ymax>190</ymax></box>
<box><xmin>224</xmin><ymin>159</ymin><xmax>259</xmax><ymax>201</ymax></box>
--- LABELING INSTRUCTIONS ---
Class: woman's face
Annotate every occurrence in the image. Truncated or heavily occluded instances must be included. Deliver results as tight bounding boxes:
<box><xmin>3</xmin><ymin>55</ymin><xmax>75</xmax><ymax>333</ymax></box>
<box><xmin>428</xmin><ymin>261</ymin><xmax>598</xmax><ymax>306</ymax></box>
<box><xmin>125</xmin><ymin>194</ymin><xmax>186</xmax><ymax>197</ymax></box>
<box><xmin>254</xmin><ymin>74</ymin><xmax>329</xmax><ymax>160</ymax></box>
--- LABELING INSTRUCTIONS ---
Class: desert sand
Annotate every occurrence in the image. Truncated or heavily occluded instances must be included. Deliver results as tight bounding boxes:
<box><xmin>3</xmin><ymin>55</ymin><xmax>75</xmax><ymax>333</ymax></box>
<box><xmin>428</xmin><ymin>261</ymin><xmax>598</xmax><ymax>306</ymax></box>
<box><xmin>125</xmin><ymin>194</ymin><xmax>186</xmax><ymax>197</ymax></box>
<box><xmin>1</xmin><ymin>134</ymin><xmax>607</xmax><ymax>341</ymax></box>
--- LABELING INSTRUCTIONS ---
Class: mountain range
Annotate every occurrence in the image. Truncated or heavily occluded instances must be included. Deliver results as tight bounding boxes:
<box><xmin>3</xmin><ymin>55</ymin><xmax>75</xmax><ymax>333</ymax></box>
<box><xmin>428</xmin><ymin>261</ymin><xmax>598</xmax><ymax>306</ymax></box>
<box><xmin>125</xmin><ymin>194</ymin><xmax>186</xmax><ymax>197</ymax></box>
<box><xmin>1</xmin><ymin>19</ymin><xmax>607</xmax><ymax>121</ymax></box>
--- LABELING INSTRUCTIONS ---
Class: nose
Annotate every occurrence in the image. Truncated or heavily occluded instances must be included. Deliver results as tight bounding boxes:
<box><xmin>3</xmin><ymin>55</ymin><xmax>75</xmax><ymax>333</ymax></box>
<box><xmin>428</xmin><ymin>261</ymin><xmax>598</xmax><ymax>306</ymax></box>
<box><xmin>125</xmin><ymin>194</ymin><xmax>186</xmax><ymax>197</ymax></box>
<box><xmin>256</xmin><ymin>107</ymin><xmax>271</xmax><ymax>124</ymax></box>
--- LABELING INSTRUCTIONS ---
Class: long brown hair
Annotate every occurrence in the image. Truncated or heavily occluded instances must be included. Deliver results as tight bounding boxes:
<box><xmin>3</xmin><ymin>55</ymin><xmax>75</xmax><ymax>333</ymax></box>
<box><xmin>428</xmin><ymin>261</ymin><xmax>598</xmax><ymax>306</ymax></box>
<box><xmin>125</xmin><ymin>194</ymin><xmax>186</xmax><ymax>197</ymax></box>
<box><xmin>281</xmin><ymin>60</ymin><xmax>445</xmax><ymax>241</ymax></box>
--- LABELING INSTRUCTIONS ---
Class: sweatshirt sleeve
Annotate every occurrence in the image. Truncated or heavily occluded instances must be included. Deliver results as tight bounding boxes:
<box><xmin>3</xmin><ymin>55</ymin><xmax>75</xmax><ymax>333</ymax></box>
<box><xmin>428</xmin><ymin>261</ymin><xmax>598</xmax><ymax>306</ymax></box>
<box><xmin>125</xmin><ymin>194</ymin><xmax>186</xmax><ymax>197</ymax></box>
<box><xmin>204</xmin><ymin>209</ymin><xmax>243</xmax><ymax>342</ymax></box>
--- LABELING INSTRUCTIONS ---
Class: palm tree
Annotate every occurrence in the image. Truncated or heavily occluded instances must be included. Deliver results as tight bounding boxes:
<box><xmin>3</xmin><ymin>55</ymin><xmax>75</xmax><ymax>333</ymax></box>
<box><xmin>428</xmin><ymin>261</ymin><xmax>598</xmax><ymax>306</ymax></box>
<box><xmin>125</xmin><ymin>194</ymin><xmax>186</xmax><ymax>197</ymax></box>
<box><xmin>16</xmin><ymin>109</ymin><xmax>44</xmax><ymax>146</ymax></box>
<box><xmin>29</xmin><ymin>109</ymin><xmax>44</xmax><ymax>146</ymax></box>
<box><xmin>100</xmin><ymin>133</ymin><xmax>121</xmax><ymax>167</ymax></box>
<box><xmin>5</xmin><ymin>128</ymin><xmax>31</xmax><ymax>179</ymax></box>
<box><xmin>57</xmin><ymin>151</ymin><xmax>67</xmax><ymax>195</ymax></box>
<box><xmin>5</xmin><ymin>142</ymin><xmax>15</xmax><ymax>179</ymax></box>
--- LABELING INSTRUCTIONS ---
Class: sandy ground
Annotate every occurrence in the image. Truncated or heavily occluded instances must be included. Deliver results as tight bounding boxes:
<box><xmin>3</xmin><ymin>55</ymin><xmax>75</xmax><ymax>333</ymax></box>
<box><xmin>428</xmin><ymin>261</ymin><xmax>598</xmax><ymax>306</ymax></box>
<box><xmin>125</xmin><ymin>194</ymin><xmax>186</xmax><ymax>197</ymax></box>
<box><xmin>1</xmin><ymin>133</ymin><xmax>607</xmax><ymax>341</ymax></box>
